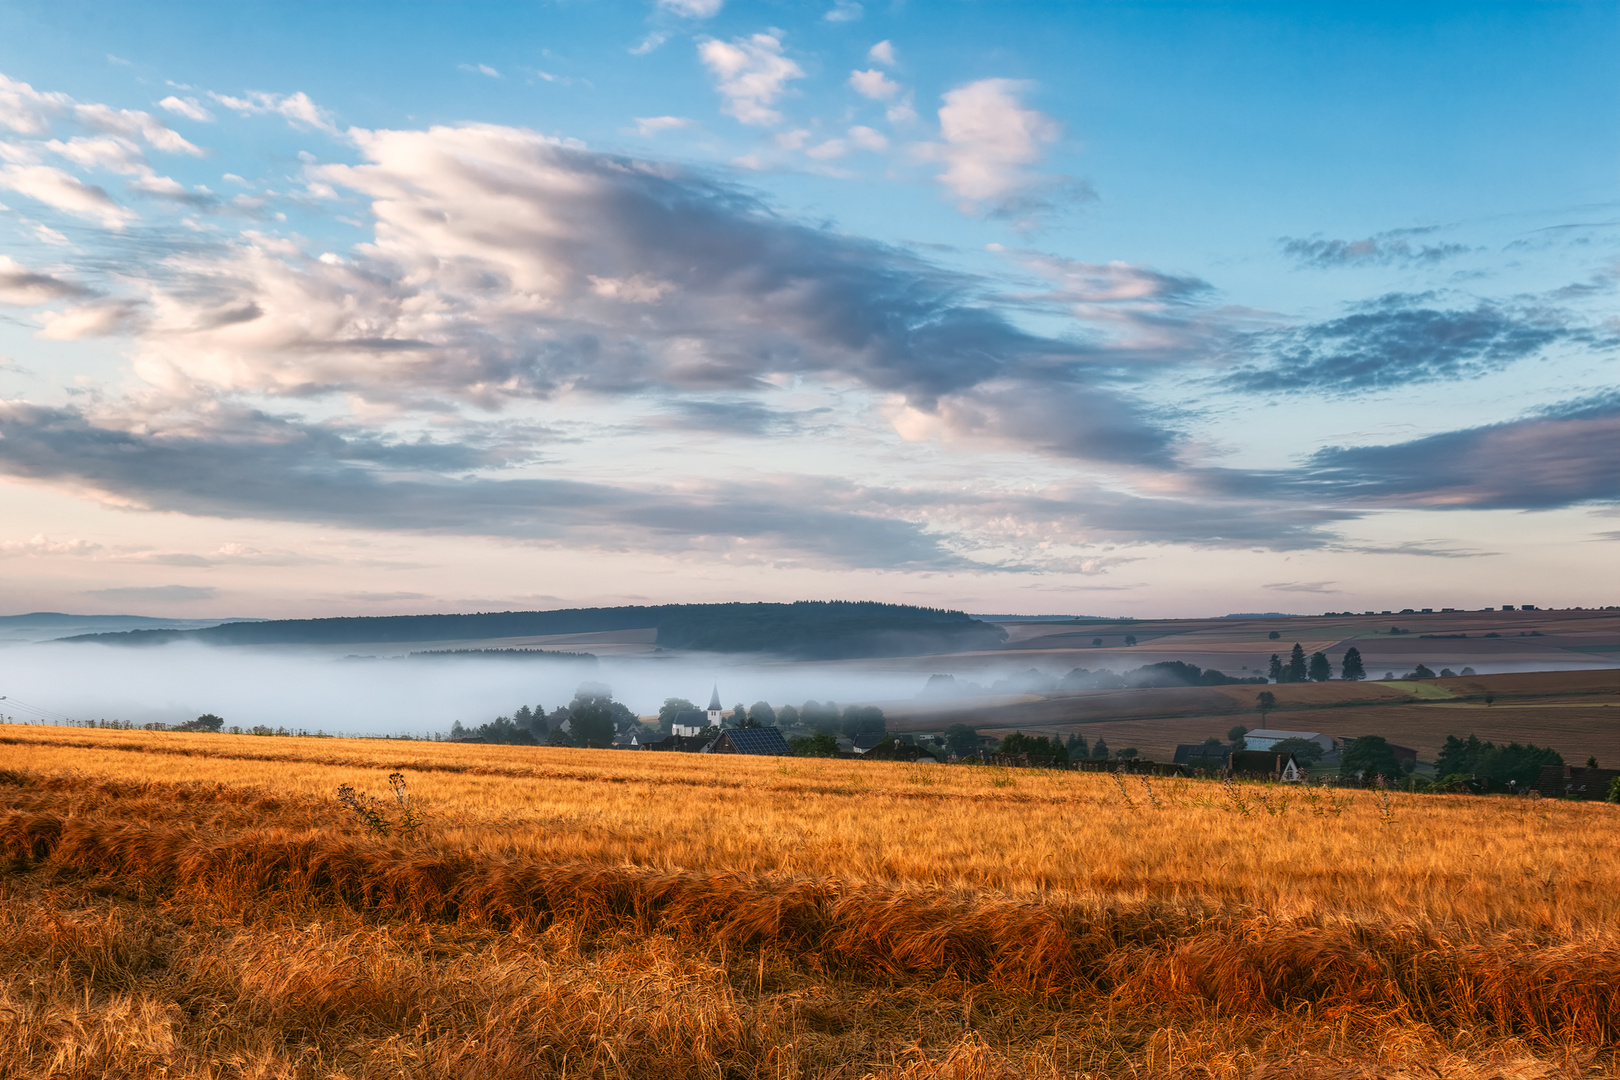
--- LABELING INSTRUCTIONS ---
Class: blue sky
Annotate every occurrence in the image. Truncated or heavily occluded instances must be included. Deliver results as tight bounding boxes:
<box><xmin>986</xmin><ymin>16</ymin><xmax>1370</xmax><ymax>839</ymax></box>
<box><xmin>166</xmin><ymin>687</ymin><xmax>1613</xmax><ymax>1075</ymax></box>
<box><xmin>0</xmin><ymin>0</ymin><xmax>1614</xmax><ymax>618</ymax></box>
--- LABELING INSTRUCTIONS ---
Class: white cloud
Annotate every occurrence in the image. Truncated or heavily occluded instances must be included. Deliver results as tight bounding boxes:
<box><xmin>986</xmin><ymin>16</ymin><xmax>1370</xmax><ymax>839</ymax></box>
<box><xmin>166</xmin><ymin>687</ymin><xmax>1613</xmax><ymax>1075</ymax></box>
<box><xmin>0</xmin><ymin>255</ymin><xmax>90</xmax><ymax>305</ymax></box>
<box><xmin>867</xmin><ymin>40</ymin><xmax>897</xmax><ymax>66</ymax></box>
<box><xmin>774</xmin><ymin>128</ymin><xmax>810</xmax><ymax>150</ymax></box>
<box><xmin>210</xmin><ymin>90</ymin><xmax>339</xmax><ymax>134</ymax></box>
<box><xmin>0</xmin><ymin>534</ymin><xmax>103</xmax><ymax>558</ymax></box>
<box><xmin>159</xmin><ymin>95</ymin><xmax>214</xmax><ymax>122</ymax></box>
<box><xmin>848</xmin><ymin>68</ymin><xmax>900</xmax><ymax>101</ymax></box>
<box><xmin>848</xmin><ymin>125</ymin><xmax>888</xmax><ymax>152</ymax></box>
<box><xmin>36</xmin><ymin>300</ymin><xmax>144</xmax><ymax>338</ymax></box>
<box><xmin>659</xmin><ymin>0</ymin><xmax>723</xmax><ymax>16</ymax></box>
<box><xmin>698</xmin><ymin>34</ymin><xmax>804</xmax><ymax>126</ymax></box>
<box><xmin>634</xmin><ymin>115</ymin><xmax>695</xmax><ymax>136</ymax></box>
<box><xmin>924</xmin><ymin>79</ymin><xmax>1061</xmax><ymax>212</ymax></box>
<box><xmin>0</xmin><ymin>164</ymin><xmax>135</xmax><ymax>227</ymax></box>
<box><xmin>44</xmin><ymin>135</ymin><xmax>149</xmax><ymax>175</ymax></box>
<box><xmin>459</xmin><ymin>63</ymin><xmax>502</xmax><ymax>78</ymax></box>
<box><xmin>0</xmin><ymin>73</ymin><xmax>200</xmax><ymax>154</ymax></box>
<box><xmin>806</xmin><ymin>138</ymin><xmax>847</xmax><ymax>160</ymax></box>
<box><xmin>825</xmin><ymin>1</ymin><xmax>863</xmax><ymax>22</ymax></box>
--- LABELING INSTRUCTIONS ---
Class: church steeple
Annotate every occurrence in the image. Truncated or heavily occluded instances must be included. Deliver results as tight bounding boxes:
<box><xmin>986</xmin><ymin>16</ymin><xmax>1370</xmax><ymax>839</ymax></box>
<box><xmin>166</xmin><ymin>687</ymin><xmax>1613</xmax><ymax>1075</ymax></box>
<box><xmin>706</xmin><ymin>684</ymin><xmax>723</xmax><ymax>726</ymax></box>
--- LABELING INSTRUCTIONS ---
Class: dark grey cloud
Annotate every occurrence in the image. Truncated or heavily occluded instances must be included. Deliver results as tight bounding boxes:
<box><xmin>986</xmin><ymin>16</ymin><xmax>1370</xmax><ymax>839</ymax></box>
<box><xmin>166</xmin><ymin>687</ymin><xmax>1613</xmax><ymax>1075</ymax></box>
<box><xmin>1226</xmin><ymin>294</ymin><xmax>1579</xmax><ymax>394</ymax></box>
<box><xmin>0</xmin><ymin>402</ymin><xmax>973</xmax><ymax>570</ymax></box>
<box><xmin>1294</xmin><ymin>394</ymin><xmax>1620</xmax><ymax>510</ymax></box>
<box><xmin>0</xmin><ymin>257</ymin><xmax>94</xmax><ymax>305</ymax></box>
<box><xmin>653</xmin><ymin>398</ymin><xmax>830</xmax><ymax>436</ymax></box>
<box><xmin>1281</xmin><ymin>228</ymin><xmax>1471</xmax><ymax>269</ymax></box>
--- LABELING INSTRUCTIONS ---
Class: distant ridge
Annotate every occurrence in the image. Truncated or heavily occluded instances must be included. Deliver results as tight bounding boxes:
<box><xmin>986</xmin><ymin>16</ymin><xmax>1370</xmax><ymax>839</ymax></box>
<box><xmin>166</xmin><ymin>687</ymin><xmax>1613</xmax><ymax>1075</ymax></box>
<box><xmin>61</xmin><ymin>601</ymin><xmax>1007</xmax><ymax>660</ymax></box>
<box><xmin>1222</xmin><ymin>613</ymin><xmax>1300</xmax><ymax>619</ymax></box>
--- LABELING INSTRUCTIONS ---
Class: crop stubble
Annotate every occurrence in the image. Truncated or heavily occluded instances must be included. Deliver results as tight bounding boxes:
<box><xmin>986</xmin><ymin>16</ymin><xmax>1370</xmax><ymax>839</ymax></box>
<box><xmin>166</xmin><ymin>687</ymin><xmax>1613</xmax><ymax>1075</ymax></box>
<box><xmin>1</xmin><ymin>724</ymin><xmax>1616</xmax><ymax>1079</ymax></box>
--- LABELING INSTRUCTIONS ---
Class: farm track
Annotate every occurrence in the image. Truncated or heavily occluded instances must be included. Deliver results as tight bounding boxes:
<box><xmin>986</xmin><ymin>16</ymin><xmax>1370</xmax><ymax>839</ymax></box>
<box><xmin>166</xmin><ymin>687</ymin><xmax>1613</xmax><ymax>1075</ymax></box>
<box><xmin>4</xmin><ymin>771</ymin><xmax>1618</xmax><ymax>1048</ymax></box>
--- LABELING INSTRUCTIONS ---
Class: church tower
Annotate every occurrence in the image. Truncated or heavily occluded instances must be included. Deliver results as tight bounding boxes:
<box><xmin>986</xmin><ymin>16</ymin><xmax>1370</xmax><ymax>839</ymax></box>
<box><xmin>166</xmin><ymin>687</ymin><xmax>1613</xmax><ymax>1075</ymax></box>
<box><xmin>706</xmin><ymin>684</ymin><xmax>723</xmax><ymax>727</ymax></box>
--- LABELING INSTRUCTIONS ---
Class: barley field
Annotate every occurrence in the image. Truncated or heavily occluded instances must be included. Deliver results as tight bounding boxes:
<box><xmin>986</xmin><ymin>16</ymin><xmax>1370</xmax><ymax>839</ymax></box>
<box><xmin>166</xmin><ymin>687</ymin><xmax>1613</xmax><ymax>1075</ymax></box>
<box><xmin>2</xmin><ymin>724</ymin><xmax>1617</xmax><ymax>1078</ymax></box>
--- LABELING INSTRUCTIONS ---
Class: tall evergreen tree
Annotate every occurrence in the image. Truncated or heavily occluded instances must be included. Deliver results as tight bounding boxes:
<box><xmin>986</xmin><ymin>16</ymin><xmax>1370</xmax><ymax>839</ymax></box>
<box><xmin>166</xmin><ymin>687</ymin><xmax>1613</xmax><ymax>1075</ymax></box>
<box><xmin>1308</xmin><ymin>651</ymin><xmax>1332</xmax><ymax>682</ymax></box>
<box><xmin>1268</xmin><ymin>653</ymin><xmax>1285</xmax><ymax>682</ymax></box>
<box><xmin>1341</xmin><ymin>647</ymin><xmax>1365</xmax><ymax>681</ymax></box>
<box><xmin>1287</xmin><ymin>643</ymin><xmax>1308</xmax><ymax>683</ymax></box>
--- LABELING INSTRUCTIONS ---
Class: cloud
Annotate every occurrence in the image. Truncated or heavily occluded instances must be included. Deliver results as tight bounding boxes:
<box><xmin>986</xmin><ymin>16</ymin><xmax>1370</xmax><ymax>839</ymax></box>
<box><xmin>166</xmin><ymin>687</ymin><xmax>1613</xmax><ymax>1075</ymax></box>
<box><xmin>1263</xmin><ymin>581</ymin><xmax>1340</xmax><ymax>594</ymax></box>
<box><xmin>654</xmin><ymin>398</ymin><xmax>827</xmax><ymax>436</ymax></box>
<box><xmin>1228</xmin><ymin>294</ymin><xmax>1582</xmax><ymax>394</ymax></box>
<box><xmin>344</xmin><ymin>591</ymin><xmax>429</xmax><ymax>602</ymax></box>
<box><xmin>920</xmin><ymin>79</ymin><xmax>1074</xmax><ymax>220</ymax></box>
<box><xmin>36</xmin><ymin>300</ymin><xmax>146</xmax><ymax>339</ymax></box>
<box><xmin>848</xmin><ymin>68</ymin><xmax>901</xmax><ymax>101</ymax></box>
<box><xmin>0</xmin><ymin>164</ymin><xmax>135</xmax><ymax>227</ymax></box>
<box><xmin>634</xmin><ymin>115</ymin><xmax>695</xmax><ymax>136</ymax></box>
<box><xmin>1</xmin><ymin>74</ymin><xmax>199</xmax><ymax>155</ymax></box>
<box><xmin>158</xmin><ymin>95</ymin><xmax>214</xmax><ymax>122</ymax></box>
<box><xmin>660</xmin><ymin>0</ymin><xmax>723</xmax><ymax>16</ymax></box>
<box><xmin>210</xmin><ymin>90</ymin><xmax>338</xmax><ymax>134</ymax></box>
<box><xmin>0</xmin><ymin>534</ymin><xmax>103</xmax><ymax>557</ymax></box>
<box><xmin>1297</xmin><ymin>394</ymin><xmax>1620</xmax><ymax>511</ymax></box>
<box><xmin>867</xmin><ymin>40</ymin><xmax>896</xmax><ymax>66</ymax></box>
<box><xmin>87</xmin><ymin>585</ymin><xmax>218</xmax><ymax>603</ymax></box>
<box><xmin>0</xmin><ymin>401</ymin><xmax>975</xmax><ymax>570</ymax></box>
<box><xmin>460</xmin><ymin>64</ymin><xmax>502</xmax><ymax>78</ymax></box>
<box><xmin>1282</xmin><ymin>229</ymin><xmax>1472</xmax><ymax>269</ymax></box>
<box><xmin>847</xmin><ymin>125</ymin><xmax>888</xmax><ymax>152</ymax></box>
<box><xmin>698</xmin><ymin>34</ymin><xmax>804</xmax><ymax>126</ymax></box>
<box><xmin>0</xmin><ymin>255</ymin><xmax>91</xmax><ymax>305</ymax></box>
<box><xmin>825</xmin><ymin>1</ymin><xmax>863</xmax><ymax>23</ymax></box>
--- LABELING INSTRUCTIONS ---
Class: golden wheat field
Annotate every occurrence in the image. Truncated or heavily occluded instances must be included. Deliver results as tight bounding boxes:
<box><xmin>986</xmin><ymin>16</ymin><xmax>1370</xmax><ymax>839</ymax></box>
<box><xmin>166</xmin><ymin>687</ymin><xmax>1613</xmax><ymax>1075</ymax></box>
<box><xmin>3</xmin><ymin>723</ymin><xmax>1618</xmax><ymax>1079</ymax></box>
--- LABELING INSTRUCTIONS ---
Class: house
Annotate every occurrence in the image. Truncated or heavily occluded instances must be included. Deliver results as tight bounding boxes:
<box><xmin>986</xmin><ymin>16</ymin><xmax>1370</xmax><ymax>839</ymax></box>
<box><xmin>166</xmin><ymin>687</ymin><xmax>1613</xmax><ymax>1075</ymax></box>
<box><xmin>862</xmin><ymin>740</ymin><xmax>934</xmax><ymax>762</ymax></box>
<box><xmin>1535</xmin><ymin>764</ymin><xmax>1620</xmax><ymax>801</ymax></box>
<box><xmin>1242</xmin><ymin>730</ymin><xmax>1338</xmax><ymax>759</ymax></box>
<box><xmin>703</xmin><ymin>727</ymin><xmax>792</xmax><ymax>756</ymax></box>
<box><xmin>1228</xmin><ymin>750</ymin><xmax>1303</xmax><ymax>782</ymax></box>
<box><xmin>672</xmin><ymin>685</ymin><xmax>726</xmax><ymax>737</ymax></box>
<box><xmin>1173</xmin><ymin>743</ymin><xmax>1232</xmax><ymax>768</ymax></box>
<box><xmin>850</xmin><ymin>732</ymin><xmax>886</xmax><ymax>754</ymax></box>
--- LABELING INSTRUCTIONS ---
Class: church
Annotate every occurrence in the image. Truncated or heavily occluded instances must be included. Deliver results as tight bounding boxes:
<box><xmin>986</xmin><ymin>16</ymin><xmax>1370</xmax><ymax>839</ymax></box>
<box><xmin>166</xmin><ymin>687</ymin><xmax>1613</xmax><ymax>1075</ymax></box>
<box><xmin>669</xmin><ymin>685</ymin><xmax>724</xmax><ymax>737</ymax></box>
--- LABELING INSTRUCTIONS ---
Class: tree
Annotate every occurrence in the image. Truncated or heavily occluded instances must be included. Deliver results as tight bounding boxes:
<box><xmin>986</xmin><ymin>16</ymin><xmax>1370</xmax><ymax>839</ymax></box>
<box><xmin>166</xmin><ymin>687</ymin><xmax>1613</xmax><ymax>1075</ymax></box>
<box><xmin>1065</xmin><ymin>732</ymin><xmax>1089</xmax><ymax>760</ymax></box>
<box><xmin>1308</xmin><ymin>651</ymin><xmax>1332</xmax><ymax>682</ymax></box>
<box><xmin>1341</xmin><ymin>647</ymin><xmax>1365</xmax><ymax>682</ymax></box>
<box><xmin>1268</xmin><ymin>630</ymin><xmax>1281</xmax><ymax>641</ymax></box>
<box><xmin>1256</xmin><ymin>692</ymin><xmax>1275</xmax><ymax>721</ymax></box>
<box><xmin>568</xmin><ymin>686</ymin><xmax>628</xmax><ymax>749</ymax></box>
<box><xmin>1124</xmin><ymin>634</ymin><xmax>1137</xmax><ymax>646</ymax></box>
<box><xmin>776</xmin><ymin>704</ymin><xmax>800</xmax><ymax>727</ymax></box>
<box><xmin>1270</xmin><ymin>737</ymin><xmax>1324</xmax><ymax>767</ymax></box>
<box><xmin>748</xmin><ymin>701</ymin><xmax>777</xmax><ymax>727</ymax></box>
<box><xmin>179</xmin><ymin>713</ymin><xmax>225</xmax><ymax>732</ymax></box>
<box><xmin>1286</xmin><ymin>643</ymin><xmax>1308</xmax><ymax>683</ymax></box>
<box><xmin>942</xmin><ymin>723</ymin><xmax>980</xmax><ymax>758</ymax></box>
<box><xmin>1090</xmin><ymin>738</ymin><xmax>1110</xmax><ymax>760</ymax></box>
<box><xmin>790</xmin><ymin>732</ymin><xmax>840</xmax><ymax>757</ymax></box>
<box><xmin>657</xmin><ymin>698</ymin><xmax>698</xmax><ymax>733</ymax></box>
<box><xmin>1268</xmin><ymin>654</ymin><xmax>1285</xmax><ymax>682</ymax></box>
<box><xmin>1092</xmin><ymin>637</ymin><xmax>1103</xmax><ymax>648</ymax></box>
<box><xmin>1460</xmin><ymin>667</ymin><xmax>1476</xmax><ymax>676</ymax></box>
<box><xmin>1228</xmin><ymin>724</ymin><xmax>1248</xmax><ymax>750</ymax></box>
<box><xmin>841</xmin><ymin>705</ymin><xmax>886</xmax><ymax>737</ymax></box>
<box><xmin>800</xmin><ymin>700</ymin><xmax>841</xmax><ymax>734</ymax></box>
<box><xmin>729</xmin><ymin>703</ymin><xmax>750</xmax><ymax>726</ymax></box>
<box><xmin>1436</xmin><ymin>734</ymin><xmax>1562</xmax><ymax>791</ymax></box>
<box><xmin>1408</xmin><ymin>664</ymin><xmax>1437</xmax><ymax>679</ymax></box>
<box><xmin>1000</xmin><ymin>731</ymin><xmax>1068</xmax><ymax>765</ymax></box>
<box><xmin>1114</xmin><ymin>746</ymin><xmax>1139</xmax><ymax>760</ymax></box>
<box><xmin>1339</xmin><ymin>736</ymin><xmax>1405</xmax><ymax>781</ymax></box>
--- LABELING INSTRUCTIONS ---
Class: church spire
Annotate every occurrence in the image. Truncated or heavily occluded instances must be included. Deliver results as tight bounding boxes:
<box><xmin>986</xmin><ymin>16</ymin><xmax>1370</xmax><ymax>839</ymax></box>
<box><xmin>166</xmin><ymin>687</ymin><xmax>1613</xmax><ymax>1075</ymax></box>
<box><xmin>708</xmin><ymin>684</ymin><xmax>722</xmax><ymax>711</ymax></box>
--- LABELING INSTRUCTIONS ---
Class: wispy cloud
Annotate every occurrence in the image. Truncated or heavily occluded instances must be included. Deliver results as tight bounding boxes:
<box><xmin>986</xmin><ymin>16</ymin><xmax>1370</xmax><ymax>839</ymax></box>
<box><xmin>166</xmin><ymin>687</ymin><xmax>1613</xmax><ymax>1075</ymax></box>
<box><xmin>698</xmin><ymin>34</ymin><xmax>804</xmax><ymax>126</ymax></box>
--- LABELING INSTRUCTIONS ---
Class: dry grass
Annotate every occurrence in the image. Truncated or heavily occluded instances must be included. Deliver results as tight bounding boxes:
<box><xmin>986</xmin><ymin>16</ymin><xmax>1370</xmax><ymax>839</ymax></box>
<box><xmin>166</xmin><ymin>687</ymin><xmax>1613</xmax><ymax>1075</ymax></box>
<box><xmin>1</xmin><ymin>724</ymin><xmax>1617</xmax><ymax>1078</ymax></box>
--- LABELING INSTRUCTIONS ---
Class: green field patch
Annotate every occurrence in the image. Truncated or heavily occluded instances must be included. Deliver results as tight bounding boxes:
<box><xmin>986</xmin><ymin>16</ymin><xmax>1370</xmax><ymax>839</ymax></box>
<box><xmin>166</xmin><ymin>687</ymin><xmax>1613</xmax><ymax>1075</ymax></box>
<box><xmin>1377</xmin><ymin>681</ymin><xmax>1456</xmax><ymax>700</ymax></box>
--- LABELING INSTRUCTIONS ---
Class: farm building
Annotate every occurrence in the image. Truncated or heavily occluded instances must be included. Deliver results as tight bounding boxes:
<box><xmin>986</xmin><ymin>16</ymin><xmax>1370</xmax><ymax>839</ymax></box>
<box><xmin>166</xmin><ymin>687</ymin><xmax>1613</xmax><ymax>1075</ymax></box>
<box><xmin>1228</xmin><ymin>750</ymin><xmax>1303</xmax><ymax>782</ymax></box>
<box><xmin>1534</xmin><ymin>764</ymin><xmax>1620</xmax><ymax>800</ymax></box>
<box><xmin>1242</xmin><ymin>730</ymin><xmax>1338</xmax><ymax>757</ymax></box>
<box><xmin>703</xmin><ymin>727</ymin><xmax>793</xmax><ymax>756</ymax></box>
<box><xmin>1173</xmin><ymin>743</ymin><xmax>1232</xmax><ymax>768</ymax></box>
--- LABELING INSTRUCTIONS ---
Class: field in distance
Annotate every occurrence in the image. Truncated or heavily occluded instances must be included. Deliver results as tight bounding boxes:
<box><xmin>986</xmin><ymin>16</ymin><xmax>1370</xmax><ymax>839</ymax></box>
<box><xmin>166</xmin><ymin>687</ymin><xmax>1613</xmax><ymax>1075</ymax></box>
<box><xmin>2</xmin><ymin>723</ymin><xmax>1617</xmax><ymax>1078</ymax></box>
<box><xmin>887</xmin><ymin>667</ymin><xmax>1620</xmax><ymax>765</ymax></box>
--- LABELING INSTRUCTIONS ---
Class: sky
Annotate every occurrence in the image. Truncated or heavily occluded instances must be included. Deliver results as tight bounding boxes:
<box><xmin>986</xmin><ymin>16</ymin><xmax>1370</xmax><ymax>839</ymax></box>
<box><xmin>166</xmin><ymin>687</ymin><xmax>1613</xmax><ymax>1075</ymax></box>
<box><xmin>0</xmin><ymin>0</ymin><xmax>1614</xmax><ymax>620</ymax></box>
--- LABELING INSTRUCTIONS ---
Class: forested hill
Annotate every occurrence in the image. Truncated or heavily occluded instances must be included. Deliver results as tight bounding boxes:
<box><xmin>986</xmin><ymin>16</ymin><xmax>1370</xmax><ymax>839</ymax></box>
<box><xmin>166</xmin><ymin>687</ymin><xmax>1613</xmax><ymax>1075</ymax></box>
<box><xmin>59</xmin><ymin>601</ymin><xmax>1007</xmax><ymax>660</ymax></box>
